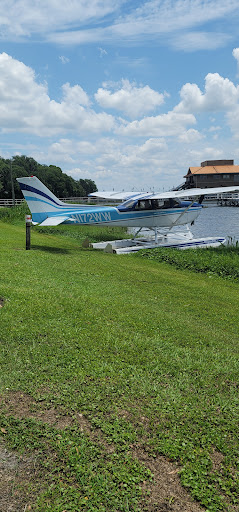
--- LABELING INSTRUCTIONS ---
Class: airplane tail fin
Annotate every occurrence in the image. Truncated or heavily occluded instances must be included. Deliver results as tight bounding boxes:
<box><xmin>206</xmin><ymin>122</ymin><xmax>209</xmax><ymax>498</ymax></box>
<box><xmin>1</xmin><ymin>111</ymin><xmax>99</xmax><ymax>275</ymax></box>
<box><xmin>16</xmin><ymin>176</ymin><xmax>66</xmax><ymax>224</ymax></box>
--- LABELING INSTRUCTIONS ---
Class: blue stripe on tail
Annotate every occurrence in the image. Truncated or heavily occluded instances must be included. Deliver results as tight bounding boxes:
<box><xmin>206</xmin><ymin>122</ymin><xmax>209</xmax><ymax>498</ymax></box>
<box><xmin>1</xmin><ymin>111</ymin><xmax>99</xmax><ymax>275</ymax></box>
<box><xmin>18</xmin><ymin>183</ymin><xmax>61</xmax><ymax>206</ymax></box>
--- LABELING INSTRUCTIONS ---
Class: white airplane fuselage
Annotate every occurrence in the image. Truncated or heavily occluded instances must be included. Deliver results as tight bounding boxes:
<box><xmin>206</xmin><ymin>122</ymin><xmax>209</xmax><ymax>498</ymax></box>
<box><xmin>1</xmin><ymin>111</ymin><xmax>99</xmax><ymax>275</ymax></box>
<box><xmin>16</xmin><ymin>176</ymin><xmax>202</xmax><ymax>229</ymax></box>
<box><xmin>66</xmin><ymin>205</ymin><xmax>201</xmax><ymax>228</ymax></box>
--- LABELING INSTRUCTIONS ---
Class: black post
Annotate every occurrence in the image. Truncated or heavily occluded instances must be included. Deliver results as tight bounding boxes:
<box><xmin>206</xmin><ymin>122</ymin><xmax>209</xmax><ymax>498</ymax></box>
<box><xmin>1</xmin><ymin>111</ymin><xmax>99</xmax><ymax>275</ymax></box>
<box><xmin>25</xmin><ymin>215</ymin><xmax>32</xmax><ymax>250</ymax></box>
<box><xmin>10</xmin><ymin>160</ymin><xmax>16</xmax><ymax>207</ymax></box>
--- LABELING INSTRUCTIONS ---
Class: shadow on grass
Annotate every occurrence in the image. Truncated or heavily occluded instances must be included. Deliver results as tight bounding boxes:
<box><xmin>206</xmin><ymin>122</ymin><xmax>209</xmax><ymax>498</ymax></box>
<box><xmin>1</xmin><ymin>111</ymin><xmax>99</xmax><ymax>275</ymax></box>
<box><xmin>31</xmin><ymin>245</ymin><xmax>71</xmax><ymax>254</ymax></box>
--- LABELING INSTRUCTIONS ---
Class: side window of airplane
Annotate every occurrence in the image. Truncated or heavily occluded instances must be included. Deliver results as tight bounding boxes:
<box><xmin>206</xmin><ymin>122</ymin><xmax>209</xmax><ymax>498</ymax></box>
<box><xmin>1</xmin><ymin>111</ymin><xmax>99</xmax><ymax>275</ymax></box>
<box><xmin>162</xmin><ymin>199</ymin><xmax>170</xmax><ymax>209</ymax></box>
<box><xmin>137</xmin><ymin>200</ymin><xmax>152</xmax><ymax>209</ymax></box>
<box><xmin>161</xmin><ymin>198</ymin><xmax>179</xmax><ymax>209</ymax></box>
<box><xmin>136</xmin><ymin>199</ymin><xmax>166</xmax><ymax>209</ymax></box>
<box><xmin>151</xmin><ymin>199</ymin><xmax>164</xmax><ymax>209</ymax></box>
<box><xmin>136</xmin><ymin>200</ymin><xmax>144</xmax><ymax>209</ymax></box>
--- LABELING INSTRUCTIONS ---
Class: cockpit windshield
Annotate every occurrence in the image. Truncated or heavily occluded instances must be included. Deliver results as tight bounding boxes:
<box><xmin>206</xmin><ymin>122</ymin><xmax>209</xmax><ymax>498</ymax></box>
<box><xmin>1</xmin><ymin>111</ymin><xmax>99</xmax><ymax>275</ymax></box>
<box><xmin>118</xmin><ymin>198</ymin><xmax>138</xmax><ymax>210</ymax></box>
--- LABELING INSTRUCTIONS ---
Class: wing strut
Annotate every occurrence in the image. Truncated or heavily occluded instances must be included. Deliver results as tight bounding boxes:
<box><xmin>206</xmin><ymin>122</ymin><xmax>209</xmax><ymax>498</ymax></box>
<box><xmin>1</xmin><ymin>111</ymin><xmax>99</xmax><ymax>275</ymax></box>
<box><xmin>164</xmin><ymin>197</ymin><xmax>199</xmax><ymax>236</ymax></box>
<box><xmin>132</xmin><ymin>227</ymin><xmax>143</xmax><ymax>240</ymax></box>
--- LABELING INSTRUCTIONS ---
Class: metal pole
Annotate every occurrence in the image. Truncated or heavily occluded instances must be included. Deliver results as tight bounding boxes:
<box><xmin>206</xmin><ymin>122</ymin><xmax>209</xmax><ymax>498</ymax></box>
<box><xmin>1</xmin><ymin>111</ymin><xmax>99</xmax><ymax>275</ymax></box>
<box><xmin>25</xmin><ymin>215</ymin><xmax>32</xmax><ymax>250</ymax></box>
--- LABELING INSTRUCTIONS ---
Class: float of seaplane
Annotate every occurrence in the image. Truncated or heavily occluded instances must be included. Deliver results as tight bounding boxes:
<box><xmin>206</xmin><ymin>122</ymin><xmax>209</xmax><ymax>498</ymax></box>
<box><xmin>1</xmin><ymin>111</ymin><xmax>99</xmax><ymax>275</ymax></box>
<box><xmin>17</xmin><ymin>176</ymin><xmax>239</xmax><ymax>254</ymax></box>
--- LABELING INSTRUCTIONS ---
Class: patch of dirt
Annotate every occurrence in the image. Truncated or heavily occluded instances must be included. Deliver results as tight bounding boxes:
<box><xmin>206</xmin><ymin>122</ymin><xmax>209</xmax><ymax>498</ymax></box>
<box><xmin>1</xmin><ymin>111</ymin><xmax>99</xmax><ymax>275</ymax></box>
<box><xmin>0</xmin><ymin>443</ymin><xmax>41</xmax><ymax>512</ymax></box>
<box><xmin>1</xmin><ymin>391</ymin><xmax>86</xmax><ymax>431</ymax></box>
<box><xmin>1</xmin><ymin>391</ymin><xmax>114</xmax><ymax>453</ymax></box>
<box><xmin>1</xmin><ymin>391</ymin><xmax>206</xmax><ymax>511</ymax></box>
<box><xmin>132</xmin><ymin>446</ymin><xmax>205</xmax><ymax>512</ymax></box>
<box><xmin>211</xmin><ymin>448</ymin><xmax>224</xmax><ymax>473</ymax></box>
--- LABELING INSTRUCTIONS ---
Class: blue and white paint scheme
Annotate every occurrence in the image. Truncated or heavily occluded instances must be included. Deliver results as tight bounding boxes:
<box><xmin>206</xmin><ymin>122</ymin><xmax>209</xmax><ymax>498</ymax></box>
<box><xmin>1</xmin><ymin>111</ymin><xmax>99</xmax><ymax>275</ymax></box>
<box><xmin>16</xmin><ymin>176</ymin><xmax>203</xmax><ymax>228</ymax></box>
<box><xmin>16</xmin><ymin>176</ymin><xmax>239</xmax><ymax>250</ymax></box>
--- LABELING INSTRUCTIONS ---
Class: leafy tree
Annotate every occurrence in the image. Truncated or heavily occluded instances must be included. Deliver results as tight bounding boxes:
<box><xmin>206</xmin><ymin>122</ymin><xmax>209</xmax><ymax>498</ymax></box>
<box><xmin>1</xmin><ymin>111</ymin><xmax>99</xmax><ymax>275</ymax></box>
<box><xmin>79</xmin><ymin>178</ymin><xmax>97</xmax><ymax>195</ymax></box>
<box><xmin>0</xmin><ymin>155</ymin><xmax>98</xmax><ymax>199</ymax></box>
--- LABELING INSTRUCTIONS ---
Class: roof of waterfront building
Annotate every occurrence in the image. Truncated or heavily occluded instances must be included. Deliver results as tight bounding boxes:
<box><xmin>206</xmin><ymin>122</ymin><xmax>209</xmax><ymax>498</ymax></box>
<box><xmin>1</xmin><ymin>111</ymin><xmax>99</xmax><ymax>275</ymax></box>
<box><xmin>185</xmin><ymin>160</ymin><xmax>239</xmax><ymax>176</ymax></box>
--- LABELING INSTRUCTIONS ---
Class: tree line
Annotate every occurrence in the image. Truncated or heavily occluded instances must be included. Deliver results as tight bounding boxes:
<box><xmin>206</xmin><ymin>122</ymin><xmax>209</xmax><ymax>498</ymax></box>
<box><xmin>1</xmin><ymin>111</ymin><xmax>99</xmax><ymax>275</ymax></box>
<box><xmin>0</xmin><ymin>155</ymin><xmax>97</xmax><ymax>199</ymax></box>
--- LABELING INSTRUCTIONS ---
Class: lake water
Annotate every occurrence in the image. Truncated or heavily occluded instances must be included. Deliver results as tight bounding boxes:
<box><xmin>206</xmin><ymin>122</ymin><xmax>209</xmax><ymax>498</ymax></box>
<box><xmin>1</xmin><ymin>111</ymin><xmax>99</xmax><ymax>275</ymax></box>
<box><xmin>130</xmin><ymin>206</ymin><xmax>239</xmax><ymax>243</ymax></box>
<box><xmin>191</xmin><ymin>206</ymin><xmax>239</xmax><ymax>243</ymax></box>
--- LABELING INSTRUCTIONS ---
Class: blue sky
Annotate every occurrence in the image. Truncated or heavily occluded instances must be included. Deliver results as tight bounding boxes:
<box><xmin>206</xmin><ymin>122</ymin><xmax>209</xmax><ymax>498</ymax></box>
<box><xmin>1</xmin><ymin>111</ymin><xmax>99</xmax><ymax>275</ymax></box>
<box><xmin>1</xmin><ymin>1</ymin><xmax>239</xmax><ymax>191</ymax></box>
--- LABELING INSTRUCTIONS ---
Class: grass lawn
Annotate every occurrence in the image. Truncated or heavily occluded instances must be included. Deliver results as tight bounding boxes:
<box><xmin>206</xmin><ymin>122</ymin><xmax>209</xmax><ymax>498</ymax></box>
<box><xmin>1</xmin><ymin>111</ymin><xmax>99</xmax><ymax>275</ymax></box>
<box><xmin>0</xmin><ymin>219</ymin><xmax>238</xmax><ymax>512</ymax></box>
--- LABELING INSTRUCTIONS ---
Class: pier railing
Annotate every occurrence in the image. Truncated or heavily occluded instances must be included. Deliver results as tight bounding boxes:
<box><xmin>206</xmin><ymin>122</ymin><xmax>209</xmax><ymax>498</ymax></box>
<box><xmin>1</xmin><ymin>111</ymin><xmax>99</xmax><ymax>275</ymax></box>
<box><xmin>0</xmin><ymin>199</ymin><xmax>25</xmax><ymax>207</ymax></box>
<box><xmin>0</xmin><ymin>197</ymin><xmax>112</xmax><ymax>208</ymax></box>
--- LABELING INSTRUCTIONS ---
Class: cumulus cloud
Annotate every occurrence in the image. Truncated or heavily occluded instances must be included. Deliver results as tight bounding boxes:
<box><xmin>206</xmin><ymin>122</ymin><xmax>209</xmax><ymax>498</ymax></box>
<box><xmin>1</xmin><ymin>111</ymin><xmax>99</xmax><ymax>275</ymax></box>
<box><xmin>62</xmin><ymin>83</ymin><xmax>90</xmax><ymax>106</ymax></box>
<box><xmin>178</xmin><ymin>129</ymin><xmax>203</xmax><ymax>143</ymax></box>
<box><xmin>2</xmin><ymin>49</ymin><xmax>239</xmax><ymax>190</ymax></box>
<box><xmin>49</xmin><ymin>138</ymin><xmax>98</xmax><ymax>157</ymax></box>
<box><xmin>232</xmin><ymin>47</ymin><xmax>239</xmax><ymax>62</ymax></box>
<box><xmin>95</xmin><ymin>80</ymin><xmax>165</xmax><ymax>118</ymax></box>
<box><xmin>233</xmin><ymin>47</ymin><xmax>239</xmax><ymax>76</ymax></box>
<box><xmin>175</xmin><ymin>73</ymin><xmax>239</xmax><ymax>113</ymax></box>
<box><xmin>50</xmin><ymin>136</ymin><xmax>170</xmax><ymax>189</ymax></box>
<box><xmin>0</xmin><ymin>52</ymin><xmax>114</xmax><ymax>136</ymax></box>
<box><xmin>117</xmin><ymin>111</ymin><xmax>196</xmax><ymax>137</ymax></box>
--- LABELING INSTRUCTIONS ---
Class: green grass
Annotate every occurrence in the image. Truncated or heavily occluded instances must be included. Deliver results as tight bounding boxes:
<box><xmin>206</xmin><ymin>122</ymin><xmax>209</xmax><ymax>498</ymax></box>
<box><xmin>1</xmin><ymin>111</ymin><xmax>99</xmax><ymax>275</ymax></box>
<box><xmin>137</xmin><ymin>244</ymin><xmax>239</xmax><ymax>281</ymax></box>
<box><xmin>0</xmin><ymin>214</ymin><xmax>239</xmax><ymax>511</ymax></box>
<box><xmin>0</xmin><ymin>202</ymin><xmax>30</xmax><ymax>222</ymax></box>
<box><xmin>0</xmin><ymin>202</ymin><xmax>129</xmax><ymax>243</ymax></box>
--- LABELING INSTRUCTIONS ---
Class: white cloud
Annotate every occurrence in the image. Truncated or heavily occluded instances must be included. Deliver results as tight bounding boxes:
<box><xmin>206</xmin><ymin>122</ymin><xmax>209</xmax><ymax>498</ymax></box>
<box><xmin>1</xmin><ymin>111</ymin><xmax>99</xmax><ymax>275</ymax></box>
<box><xmin>175</xmin><ymin>73</ymin><xmax>239</xmax><ymax>113</ymax></box>
<box><xmin>59</xmin><ymin>55</ymin><xmax>70</xmax><ymax>64</ymax></box>
<box><xmin>0</xmin><ymin>52</ymin><xmax>114</xmax><ymax>136</ymax></box>
<box><xmin>178</xmin><ymin>129</ymin><xmax>203</xmax><ymax>143</ymax></box>
<box><xmin>208</xmin><ymin>125</ymin><xmax>221</xmax><ymax>132</ymax></box>
<box><xmin>28</xmin><ymin>127</ymin><xmax>238</xmax><ymax>191</ymax></box>
<box><xmin>117</xmin><ymin>111</ymin><xmax>196</xmax><ymax>136</ymax></box>
<box><xmin>49</xmin><ymin>138</ymin><xmax>98</xmax><ymax>157</ymax></box>
<box><xmin>1</xmin><ymin>0</ymin><xmax>238</xmax><ymax>51</ymax></box>
<box><xmin>0</xmin><ymin>0</ymin><xmax>120</xmax><ymax>39</ymax></box>
<box><xmin>114</xmin><ymin>55</ymin><xmax>147</xmax><ymax>68</ymax></box>
<box><xmin>69</xmin><ymin>166</ymin><xmax>115</xmax><ymax>181</ymax></box>
<box><xmin>199</xmin><ymin>147</ymin><xmax>224</xmax><ymax>159</ymax></box>
<box><xmin>49</xmin><ymin>1</ymin><xmax>239</xmax><ymax>51</ymax></box>
<box><xmin>95</xmin><ymin>79</ymin><xmax>165</xmax><ymax>118</ymax></box>
<box><xmin>170</xmin><ymin>31</ymin><xmax>232</xmax><ymax>52</ymax></box>
<box><xmin>47</xmin><ymin>27</ymin><xmax>104</xmax><ymax>45</ymax></box>
<box><xmin>226</xmin><ymin>106</ymin><xmax>239</xmax><ymax>138</ymax></box>
<box><xmin>43</xmin><ymin>136</ymin><xmax>169</xmax><ymax>187</ymax></box>
<box><xmin>232</xmin><ymin>47</ymin><xmax>239</xmax><ymax>63</ymax></box>
<box><xmin>233</xmin><ymin>47</ymin><xmax>239</xmax><ymax>75</ymax></box>
<box><xmin>62</xmin><ymin>83</ymin><xmax>90</xmax><ymax>106</ymax></box>
<box><xmin>1</xmin><ymin>49</ymin><xmax>239</xmax><ymax>191</ymax></box>
<box><xmin>98</xmin><ymin>47</ymin><xmax>107</xmax><ymax>57</ymax></box>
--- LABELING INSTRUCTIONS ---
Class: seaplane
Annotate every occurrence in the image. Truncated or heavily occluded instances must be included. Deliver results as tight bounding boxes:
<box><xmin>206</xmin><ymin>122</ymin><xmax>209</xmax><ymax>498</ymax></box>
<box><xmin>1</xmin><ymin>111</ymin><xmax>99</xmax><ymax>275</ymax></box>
<box><xmin>17</xmin><ymin>176</ymin><xmax>239</xmax><ymax>253</ymax></box>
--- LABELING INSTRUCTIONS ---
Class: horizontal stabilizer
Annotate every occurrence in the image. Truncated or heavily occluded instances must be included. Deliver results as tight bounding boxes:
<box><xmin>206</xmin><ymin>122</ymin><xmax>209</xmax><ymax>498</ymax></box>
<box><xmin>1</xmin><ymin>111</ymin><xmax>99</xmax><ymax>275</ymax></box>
<box><xmin>39</xmin><ymin>216</ymin><xmax>73</xmax><ymax>226</ymax></box>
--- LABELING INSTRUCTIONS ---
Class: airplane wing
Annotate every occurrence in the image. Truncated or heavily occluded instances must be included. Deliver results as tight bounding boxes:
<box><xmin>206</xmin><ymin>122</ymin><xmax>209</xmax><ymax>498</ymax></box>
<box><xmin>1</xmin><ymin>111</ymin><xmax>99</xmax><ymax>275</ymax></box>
<box><xmin>151</xmin><ymin>185</ymin><xmax>239</xmax><ymax>200</ymax></box>
<box><xmin>88</xmin><ymin>191</ymin><xmax>151</xmax><ymax>200</ymax></box>
<box><xmin>90</xmin><ymin>185</ymin><xmax>239</xmax><ymax>202</ymax></box>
